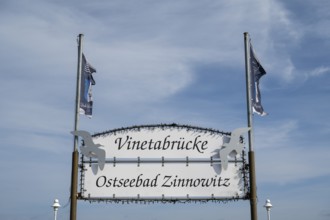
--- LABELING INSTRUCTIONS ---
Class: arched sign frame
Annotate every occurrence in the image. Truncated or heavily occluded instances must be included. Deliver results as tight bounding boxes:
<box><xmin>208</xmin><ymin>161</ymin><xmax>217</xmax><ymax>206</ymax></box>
<box><xmin>78</xmin><ymin>124</ymin><xmax>249</xmax><ymax>203</ymax></box>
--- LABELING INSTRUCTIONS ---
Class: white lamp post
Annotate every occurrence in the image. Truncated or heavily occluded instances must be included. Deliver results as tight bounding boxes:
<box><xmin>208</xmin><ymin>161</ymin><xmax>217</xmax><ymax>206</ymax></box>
<box><xmin>264</xmin><ymin>199</ymin><xmax>272</xmax><ymax>220</ymax></box>
<box><xmin>52</xmin><ymin>199</ymin><xmax>61</xmax><ymax>220</ymax></box>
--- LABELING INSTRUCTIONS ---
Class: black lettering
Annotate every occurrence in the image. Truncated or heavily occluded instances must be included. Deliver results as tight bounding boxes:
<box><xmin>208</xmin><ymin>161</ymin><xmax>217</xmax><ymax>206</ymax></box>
<box><xmin>117</xmin><ymin>178</ymin><xmax>124</xmax><ymax>187</ymax></box>
<box><xmin>154</xmin><ymin>140</ymin><xmax>161</xmax><ymax>150</ymax></box>
<box><xmin>123</xmin><ymin>179</ymin><xmax>130</xmax><ymax>187</ymax></box>
<box><xmin>162</xmin><ymin>135</ymin><xmax>171</xmax><ymax>150</ymax></box>
<box><xmin>148</xmin><ymin>139</ymin><xmax>154</xmax><ymax>149</ymax></box>
<box><xmin>114</xmin><ymin>135</ymin><xmax>208</xmax><ymax>153</ymax></box>
<box><xmin>162</xmin><ymin>175</ymin><xmax>172</xmax><ymax>187</ymax></box>
<box><xmin>185</xmin><ymin>141</ymin><xmax>193</xmax><ymax>150</ymax></box>
<box><xmin>201</xmin><ymin>141</ymin><xmax>208</xmax><ymax>151</ymax></box>
<box><xmin>184</xmin><ymin>178</ymin><xmax>193</xmax><ymax>187</ymax></box>
<box><xmin>115</xmin><ymin>136</ymin><xmax>130</xmax><ymax>150</ymax></box>
<box><xmin>171</xmin><ymin>140</ymin><xmax>179</xmax><ymax>150</ymax></box>
<box><xmin>150</xmin><ymin>174</ymin><xmax>160</xmax><ymax>187</ymax></box>
<box><xmin>131</xmin><ymin>140</ymin><xmax>140</xmax><ymax>150</ymax></box>
<box><xmin>193</xmin><ymin>179</ymin><xmax>201</xmax><ymax>187</ymax></box>
<box><xmin>193</xmin><ymin>135</ymin><xmax>203</xmax><ymax>153</ymax></box>
<box><xmin>96</xmin><ymin>176</ymin><xmax>106</xmax><ymax>187</ymax></box>
<box><xmin>223</xmin><ymin>178</ymin><xmax>230</xmax><ymax>187</ymax></box>
<box><xmin>112</xmin><ymin>177</ymin><xmax>119</xmax><ymax>187</ymax></box>
<box><xmin>106</xmin><ymin>178</ymin><xmax>112</xmax><ymax>187</ymax></box>
<box><xmin>179</xmin><ymin>138</ymin><xmax>185</xmax><ymax>150</ymax></box>
<box><xmin>136</xmin><ymin>174</ymin><xmax>143</xmax><ymax>187</ymax></box>
<box><xmin>140</xmin><ymin>141</ymin><xmax>148</xmax><ymax>150</ymax></box>
<box><xmin>129</xmin><ymin>178</ymin><xmax>136</xmax><ymax>187</ymax></box>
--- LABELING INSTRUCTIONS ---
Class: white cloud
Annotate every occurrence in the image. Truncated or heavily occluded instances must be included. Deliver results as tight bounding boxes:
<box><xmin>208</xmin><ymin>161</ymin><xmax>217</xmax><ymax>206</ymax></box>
<box><xmin>309</xmin><ymin>66</ymin><xmax>330</xmax><ymax>77</ymax></box>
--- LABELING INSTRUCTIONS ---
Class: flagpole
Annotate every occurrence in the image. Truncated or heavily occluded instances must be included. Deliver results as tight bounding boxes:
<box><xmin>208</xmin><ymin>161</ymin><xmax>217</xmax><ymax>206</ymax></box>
<box><xmin>244</xmin><ymin>32</ymin><xmax>258</xmax><ymax>220</ymax></box>
<box><xmin>70</xmin><ymin>33</ymin><xmax>84</xmax><ymax>220</ymax></box>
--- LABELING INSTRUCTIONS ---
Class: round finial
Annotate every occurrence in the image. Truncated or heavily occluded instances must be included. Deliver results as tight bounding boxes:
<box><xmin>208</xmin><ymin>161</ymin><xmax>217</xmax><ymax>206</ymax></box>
<box><xmin>52</xmin><ymin>199</ymin><xmax>61</xmax><ymax>210</ymax></box>
<box><xmin>264</xmin><ymin>199</ymin><xmax>272</xmax><ymax>210</ymax></box>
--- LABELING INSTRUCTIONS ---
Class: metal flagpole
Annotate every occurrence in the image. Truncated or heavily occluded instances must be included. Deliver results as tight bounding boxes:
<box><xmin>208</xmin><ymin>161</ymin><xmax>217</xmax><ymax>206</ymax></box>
<box><xmin>244</xmin><ymin>32</ymin><xmax>258</xmax><ymax>220</ymax></box>
<box><xmin>70</xmin><ymin>33</ymin><xmax>84</xmax><ymax>220</ymax></box>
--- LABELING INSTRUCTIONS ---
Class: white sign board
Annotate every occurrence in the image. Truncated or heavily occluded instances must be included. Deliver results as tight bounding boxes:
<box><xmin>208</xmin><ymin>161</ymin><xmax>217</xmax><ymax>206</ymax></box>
<box><xmin>82</xmin><ymin>162</ymin><xmax>244</xmax><ymax>200</ymax></box>
<box><xmin>79</xmin><ymin>124</ymin><xmax>248</xmax><ymax>202</ymax></box>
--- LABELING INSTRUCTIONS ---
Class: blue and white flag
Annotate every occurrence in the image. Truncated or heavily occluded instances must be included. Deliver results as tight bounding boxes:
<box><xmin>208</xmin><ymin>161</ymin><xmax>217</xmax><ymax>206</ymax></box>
<box><xmin>249</xmin><ymin>42</ymin><xmax>267</xmax><ymax>116</ymax></box>
<box><xmin>80</xmin><ymin>54</ymin><xmax>96</xmax><ymax>117</ymax></box>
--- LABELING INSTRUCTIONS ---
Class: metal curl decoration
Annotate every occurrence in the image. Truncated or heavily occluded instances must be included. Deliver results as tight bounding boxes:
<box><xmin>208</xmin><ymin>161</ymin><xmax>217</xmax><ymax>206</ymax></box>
<box><xmin>91</xmin><ymin>123</ymin><xmax>231</xmax><ymax>138</ymax></box>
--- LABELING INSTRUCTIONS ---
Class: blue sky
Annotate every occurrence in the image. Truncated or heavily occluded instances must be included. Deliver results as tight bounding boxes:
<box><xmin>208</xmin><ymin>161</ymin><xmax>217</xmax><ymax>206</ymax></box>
<box><xmin>1</xmin><ymin>0</ymin><xmax>330</xmax><ymax>219</ymax></box>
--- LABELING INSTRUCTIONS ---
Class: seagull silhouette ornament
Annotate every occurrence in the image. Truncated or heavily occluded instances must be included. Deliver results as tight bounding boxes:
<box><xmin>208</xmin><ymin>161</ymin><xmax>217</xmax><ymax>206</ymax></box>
<box><xmin>219</xmin><ymin>127</ymin><xmax>251</xmax><ymax>171</ymax></box>
<box><xmin>71</xmin><ymin>130</ymin><xmax>106</xmax><ymax>171</ymax></box>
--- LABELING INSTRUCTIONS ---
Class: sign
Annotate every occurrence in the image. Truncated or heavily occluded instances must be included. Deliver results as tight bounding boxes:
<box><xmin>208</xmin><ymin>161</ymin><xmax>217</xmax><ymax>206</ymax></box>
<box><xmin>78</xmin><ymin>124</ymin><xmax>249</xmax><ymax>202</ymax></box>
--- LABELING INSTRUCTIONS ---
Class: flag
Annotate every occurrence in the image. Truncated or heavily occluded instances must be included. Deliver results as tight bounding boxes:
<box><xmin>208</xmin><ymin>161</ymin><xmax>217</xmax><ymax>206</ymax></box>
<box><xmin>249</xmin><ymin>42</ymin><xmax>267</xmax><ymax>116</ymax></box>
<box><xmin>80</xmin><ymin>53</ymin><xmax>96</xmax><ymax>117</ymax></box>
